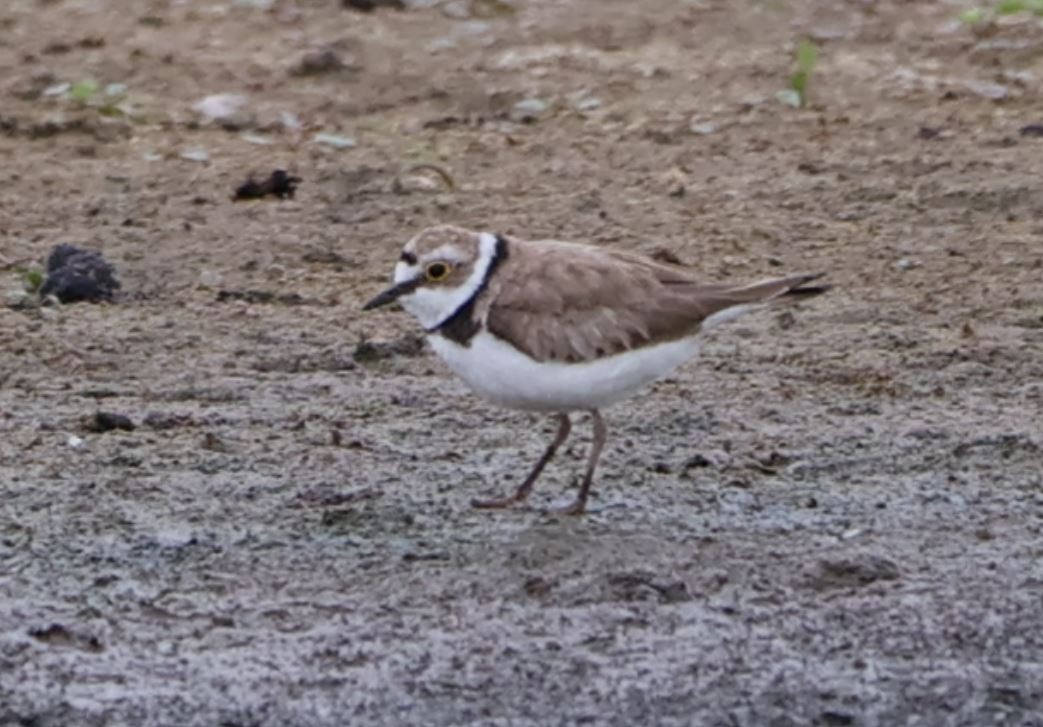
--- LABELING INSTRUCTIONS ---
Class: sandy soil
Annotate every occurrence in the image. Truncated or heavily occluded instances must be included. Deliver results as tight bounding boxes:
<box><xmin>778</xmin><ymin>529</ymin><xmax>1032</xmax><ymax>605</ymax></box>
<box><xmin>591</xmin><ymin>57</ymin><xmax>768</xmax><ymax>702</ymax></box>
<box><xmin>1</xmin><ymin>0</ymin><xmax>1042</xmax><ymax>725</ymax></box>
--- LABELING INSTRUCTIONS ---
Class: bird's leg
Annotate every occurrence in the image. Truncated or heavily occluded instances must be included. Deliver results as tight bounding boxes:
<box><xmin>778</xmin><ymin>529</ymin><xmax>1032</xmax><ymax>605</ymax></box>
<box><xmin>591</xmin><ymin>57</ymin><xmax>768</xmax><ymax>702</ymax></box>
<box><xmin>554</xmin><ymin>409</ymin><xmax>606</xmax><ymax>516</ymax></box>
<box><xmin>472</xmin><ymin>414</ymin><xmax>571</xmax><ymax>509</ymax></box>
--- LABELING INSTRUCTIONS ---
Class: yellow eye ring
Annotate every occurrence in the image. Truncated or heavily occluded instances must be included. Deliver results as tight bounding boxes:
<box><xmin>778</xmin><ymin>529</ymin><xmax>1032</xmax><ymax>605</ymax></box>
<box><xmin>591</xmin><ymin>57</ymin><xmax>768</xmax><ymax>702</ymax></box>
<box><xmin>424</xmin><ymin>262</ymin><xmax>452</xmax><ymax>282</ymax></box>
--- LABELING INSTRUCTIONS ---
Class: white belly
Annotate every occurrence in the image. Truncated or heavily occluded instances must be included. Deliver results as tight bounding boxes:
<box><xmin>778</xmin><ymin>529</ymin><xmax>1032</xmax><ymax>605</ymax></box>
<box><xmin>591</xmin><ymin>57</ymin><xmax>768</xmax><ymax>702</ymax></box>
<box><xmin>427</xmin><ymin>330</ymin><xmax>703</xmax><ymax>412</ymax></box>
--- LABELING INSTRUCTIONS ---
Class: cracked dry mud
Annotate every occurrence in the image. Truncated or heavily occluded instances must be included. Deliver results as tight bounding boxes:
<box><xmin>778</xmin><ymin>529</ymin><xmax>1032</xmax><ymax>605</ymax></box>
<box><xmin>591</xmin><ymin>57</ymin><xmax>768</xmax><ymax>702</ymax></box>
<box><xmin>1</xmin><ymin>1</ymin><xmax>1042</xmax><ymax>725</ymax></box>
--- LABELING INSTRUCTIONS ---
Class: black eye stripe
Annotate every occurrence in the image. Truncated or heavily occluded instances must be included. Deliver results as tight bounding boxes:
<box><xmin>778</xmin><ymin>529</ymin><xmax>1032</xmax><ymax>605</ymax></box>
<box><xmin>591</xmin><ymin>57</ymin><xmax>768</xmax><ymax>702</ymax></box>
<box><xmin>400</xmin><ymin>251</ymin><xmax>417</xmax><ymax>265</ymax></box>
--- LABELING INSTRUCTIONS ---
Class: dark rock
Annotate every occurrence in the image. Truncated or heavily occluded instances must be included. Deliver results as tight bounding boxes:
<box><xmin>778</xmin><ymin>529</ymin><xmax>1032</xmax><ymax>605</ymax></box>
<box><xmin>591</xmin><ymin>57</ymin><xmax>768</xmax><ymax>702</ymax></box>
<box><xmin>683</xmin><ymin>453</ymin><xmax>713</xmax><ymax>469</ymax></box>
<box><xmin>289</xmin><ymin>49</ymin><xmax>349</xmax><ymax>77</ymax></box>
<box><xmin>342</xmin><ymin>0</ymin><xmax>405</xmax><ymax>10</ymax></box>
<box><xmin>523</xmin><ymin>576</ymin><xmax>554</xmax><ymax>598</ymax></box>
<box><xmin>28</xmin><ymin>623</ymin><xmax>103</xmax><ymax>653</ymax></box>
<box><xmin>201</xmin><ymin>432</ymin><xmax>228</xmax><ymax>453</ymax></box>
<box><xmin>1018</xmin><ymin>124</ymin><xmax>1043</xmax><ymax>137</ymax></box>
<box><xmin>85</xmin><ymin>411</ymin><xmax>135</xmax><ymax>433</ymax></box>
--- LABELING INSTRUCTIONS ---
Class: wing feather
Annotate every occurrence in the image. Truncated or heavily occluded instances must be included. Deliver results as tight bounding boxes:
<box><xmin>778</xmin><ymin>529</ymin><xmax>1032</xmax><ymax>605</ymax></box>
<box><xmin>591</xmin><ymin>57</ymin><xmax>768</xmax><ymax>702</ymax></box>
<box><xmin>481</xmin><ymin>237</ymin><xmax>822</xmax><ymax>363</ymax></box>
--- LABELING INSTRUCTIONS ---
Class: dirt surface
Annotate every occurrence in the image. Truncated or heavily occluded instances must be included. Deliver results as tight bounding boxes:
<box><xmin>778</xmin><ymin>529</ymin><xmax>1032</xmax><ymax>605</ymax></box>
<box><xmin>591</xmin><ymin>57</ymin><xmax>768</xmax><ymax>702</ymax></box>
<box><xmin>2</xmin><ymin>0</ymin><xmax>1042</xmax><ymax>724</ymax></box>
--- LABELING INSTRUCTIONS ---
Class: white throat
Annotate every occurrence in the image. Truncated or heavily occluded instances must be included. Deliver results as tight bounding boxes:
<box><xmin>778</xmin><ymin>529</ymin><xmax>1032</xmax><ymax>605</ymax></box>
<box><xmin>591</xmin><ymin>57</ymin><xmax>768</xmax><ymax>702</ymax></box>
<box><xmin>396</xmin><ymin>232</ymin><xmax>500</xmax><ymax>330</ymax></box>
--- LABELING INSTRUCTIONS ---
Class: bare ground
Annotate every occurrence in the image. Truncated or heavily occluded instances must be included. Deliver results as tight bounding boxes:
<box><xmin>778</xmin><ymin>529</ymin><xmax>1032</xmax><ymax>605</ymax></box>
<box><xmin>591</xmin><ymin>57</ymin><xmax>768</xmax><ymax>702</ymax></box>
<box><xmin>1</xmin><ymin>0</ymin><xmax>1042</xmax><ymax>725</ymax></box>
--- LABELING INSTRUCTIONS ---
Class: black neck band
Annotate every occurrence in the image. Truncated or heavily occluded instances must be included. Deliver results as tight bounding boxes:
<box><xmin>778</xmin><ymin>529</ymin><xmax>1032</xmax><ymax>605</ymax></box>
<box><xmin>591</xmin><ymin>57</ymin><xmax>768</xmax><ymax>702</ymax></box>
<box><xmin>432</xmin><ymin>234</ymin><xmax>509</xmax><ymax>346</ymax></box>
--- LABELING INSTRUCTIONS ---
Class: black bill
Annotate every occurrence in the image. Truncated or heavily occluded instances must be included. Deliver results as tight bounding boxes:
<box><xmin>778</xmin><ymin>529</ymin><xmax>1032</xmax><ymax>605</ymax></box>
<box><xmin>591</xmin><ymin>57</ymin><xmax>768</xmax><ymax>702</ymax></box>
<box><xmin>362</xmin><ymin>277</ymin><xmax>420</xmax><ymax>310</ymax></box>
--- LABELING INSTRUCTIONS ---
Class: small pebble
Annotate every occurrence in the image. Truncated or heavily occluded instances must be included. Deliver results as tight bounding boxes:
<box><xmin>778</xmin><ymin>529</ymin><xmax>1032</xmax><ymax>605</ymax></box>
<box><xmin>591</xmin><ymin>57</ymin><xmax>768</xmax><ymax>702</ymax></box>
<box><xmin>689</xmin><ymin>120</ymin><xmax>719</xmax><ymax>135</ymax></box>
<box><xmin>571</xmin><ymin>95</ymin><xmax>602</xmax><ymax>111</ymax></box>
<box><xmin>193</xmin><ymin>93</ymin><xmax>250</xmax><ymax>126</ymax></box>
<box><xmin>180</xmin><ymin>149</ymin><xmax>210</xmax><ymax>163</ymax></box>
<box><xmin>312</xmin><ymin>133</ymin><xmax>357</xmax><ymax>149</ymax></box>
<box><xmin>960</xmin><ymin>79</ymin><xmax>1008</xmax><ymax>101</ymax></box>
<box><xmin>511</xmin><ymin>98</ymin><xmax>549</xmax><ymax>123</ymax></box>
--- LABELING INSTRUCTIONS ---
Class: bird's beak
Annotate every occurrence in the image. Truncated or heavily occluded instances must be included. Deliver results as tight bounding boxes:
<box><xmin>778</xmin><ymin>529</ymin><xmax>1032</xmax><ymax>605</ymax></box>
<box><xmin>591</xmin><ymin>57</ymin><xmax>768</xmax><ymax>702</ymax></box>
<box><xmin>362</xmin><ymin>277</ymin><xmax>420</xmax><ymax>311</ymax></box>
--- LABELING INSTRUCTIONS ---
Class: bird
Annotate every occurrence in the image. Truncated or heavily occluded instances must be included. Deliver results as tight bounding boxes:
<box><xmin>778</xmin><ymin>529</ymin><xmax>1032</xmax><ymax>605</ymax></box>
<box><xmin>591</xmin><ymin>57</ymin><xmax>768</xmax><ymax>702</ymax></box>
<box><xmin>364</xmin><ymin>225</ymin><xmax>829</xmax><ymax>515</ymax></box>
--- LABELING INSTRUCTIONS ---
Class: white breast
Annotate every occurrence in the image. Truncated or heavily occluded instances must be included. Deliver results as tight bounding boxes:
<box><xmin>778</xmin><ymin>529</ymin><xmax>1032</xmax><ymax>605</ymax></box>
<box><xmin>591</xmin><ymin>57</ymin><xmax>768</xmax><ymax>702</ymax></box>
<box><xmin>427</xmin><ymin>330</ymin><xmax>703</xmax><ymax>412</ymax></box>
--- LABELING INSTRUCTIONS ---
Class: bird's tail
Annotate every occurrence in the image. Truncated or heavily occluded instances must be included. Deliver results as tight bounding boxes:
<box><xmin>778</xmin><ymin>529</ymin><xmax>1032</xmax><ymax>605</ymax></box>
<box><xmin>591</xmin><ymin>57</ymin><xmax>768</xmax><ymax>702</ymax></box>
<box><xmin>701</xmin><ymin>273</ymin><xmax>829</xmax><ymax>329</ymax></box>
<box><xmin>735</xmin><ymin>273</ymin><xmax>831</xmax><ymax>302</ymax></box>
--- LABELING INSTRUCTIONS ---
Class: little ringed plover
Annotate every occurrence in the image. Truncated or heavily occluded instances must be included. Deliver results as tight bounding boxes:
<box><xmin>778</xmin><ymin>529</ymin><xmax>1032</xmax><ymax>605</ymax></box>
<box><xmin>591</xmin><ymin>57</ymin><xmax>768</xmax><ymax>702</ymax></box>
<box><xmin>364</xmin><ymin>225</ymin><xmax>828</xmax><ymax>515</ymax></box>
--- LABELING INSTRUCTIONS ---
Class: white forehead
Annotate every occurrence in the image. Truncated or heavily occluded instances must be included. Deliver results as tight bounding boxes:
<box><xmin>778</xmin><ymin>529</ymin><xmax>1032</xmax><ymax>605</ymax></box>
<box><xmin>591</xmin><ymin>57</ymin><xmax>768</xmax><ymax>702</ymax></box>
<box><xmin>416</xmin><ymin>243</ymin><xmax>470</xmax><ymax>264</ymax></box>
<box><xmin>393</xmin><ymin>232</ymin><xmax>498</xmax><ymax>285</ymax></box>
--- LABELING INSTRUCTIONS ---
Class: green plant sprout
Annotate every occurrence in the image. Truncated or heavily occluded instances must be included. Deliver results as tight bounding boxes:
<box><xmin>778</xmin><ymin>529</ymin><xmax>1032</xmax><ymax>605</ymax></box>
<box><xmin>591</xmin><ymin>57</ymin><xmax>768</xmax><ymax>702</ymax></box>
<box><xmin>777</xmin><ymin>40</ymin><xmax>819</xmax><ymax>108</ymax></box>
<box><xmin>68</xmin><ymin>79</ymin><xmax>129</xmax><ymax>116</ymax></box>
<box><xmin>19</xmin><ymin>267</ymin><xmax>44</xmax><ymax>295</ymax></box>
<box><xmin>960</xmin><ymin>0</ymin><xmax>1043</xmax><ymax>24</ymax></box>
<box><xmin>69</xmin><ymin>79</ymin><xmax>100</xmax><ymax>103</ymax></box>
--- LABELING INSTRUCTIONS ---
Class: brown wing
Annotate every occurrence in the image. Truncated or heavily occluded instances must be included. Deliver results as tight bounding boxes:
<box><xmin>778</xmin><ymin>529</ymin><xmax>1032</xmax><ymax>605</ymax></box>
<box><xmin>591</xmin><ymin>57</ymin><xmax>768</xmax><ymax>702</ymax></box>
<box><xmin>482</xmin><ymin>238</ymin><xmax>824</xmax><ymax>363</ymax></box>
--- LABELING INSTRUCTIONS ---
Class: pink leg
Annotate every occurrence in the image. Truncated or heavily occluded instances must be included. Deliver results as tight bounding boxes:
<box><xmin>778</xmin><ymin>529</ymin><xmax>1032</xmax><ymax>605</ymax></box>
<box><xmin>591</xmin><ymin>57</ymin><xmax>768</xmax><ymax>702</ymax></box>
<box><xmin>552</xmin><ymin>409</ymin><xmax>606</xmax><ymax>516</ymax></box>
<box><xmin>472</xmin><ymin>414</ymin><xmax>572</xmax><ymax>510</ymax></box>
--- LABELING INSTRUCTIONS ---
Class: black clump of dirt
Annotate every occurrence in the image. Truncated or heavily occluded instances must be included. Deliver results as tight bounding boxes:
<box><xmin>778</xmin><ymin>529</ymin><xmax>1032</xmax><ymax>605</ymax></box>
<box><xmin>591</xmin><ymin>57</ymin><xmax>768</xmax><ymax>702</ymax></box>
<box><xmin>28</xmin><ymin>623</ymin><xmax>104</xmax><ymax>653</ymax></box>
<box><xmin>40</xmin><ymin>244</ymin><xmax>120</xmax><ymax>303</ymax></box>
<box><xmin>290</xmin><ymin>49</ymin><xmax>347</xmax><ymax>77</ymax></box>
<box><xmin>342</xmin><ymin>0</ymin><xmax>405</xmax><ymax>11</ymax></box>
<box><xmin>233</xmin><ymin>170</ymin><xmax>301</xmax><ymax>201</ymax></box>
<box><xmin>85</xmin><ymin>411</ymin><xmax>135</xmax><ymax>433</ymax></box>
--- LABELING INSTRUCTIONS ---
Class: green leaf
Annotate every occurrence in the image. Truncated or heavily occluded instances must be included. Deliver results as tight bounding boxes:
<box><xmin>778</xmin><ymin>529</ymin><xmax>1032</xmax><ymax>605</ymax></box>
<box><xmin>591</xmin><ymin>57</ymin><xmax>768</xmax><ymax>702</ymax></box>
<box><xmin>786</xmin><ymin>40</ymin><xmax>818</xmax><ymax>107</ymax></box>
<box><xmin>959</xmin><ymin>7</ymin><xmax>987</xmax><ymax>23</ymax></box>
<box><xmin>70</xmin><ymin>79</ymin><xmax>99</xmax><ymax>102</ymax></box>
<box><xmin>791</xmin><ymin>70</ymin><xmax>808</xmax><ymax>98</ymax></box>
<box><xmin>796</xmin><ymin>40</ymin><xmax>818</xmax><ymax>75</ymax></box>
<box><xmin>996</xmin><ymin>0</ymin><xmax>1027</xmax><ymax>14</ymax></box>
<box><xmin>996</xmin><ymin>0</ymin><xmax>1027</xmax><ymax>13</ymax></box>
<box><xmin>20</xmin><ymin>268</ymin><xmax>44</xmax><ymax>293</ymax></box>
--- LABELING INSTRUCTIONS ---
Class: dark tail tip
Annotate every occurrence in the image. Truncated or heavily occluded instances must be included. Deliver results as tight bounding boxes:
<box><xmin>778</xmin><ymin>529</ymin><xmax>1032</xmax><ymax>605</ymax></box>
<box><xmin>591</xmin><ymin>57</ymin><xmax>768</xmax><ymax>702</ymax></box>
<box><xmin>785</xmin><ymin>283</ymin><xmax>831</xmax><ymax>298</ymax></box>
<box><xmin>784</xmin><ymin>274</ymin><xmax>830</xmax><ymax>299</ymax></box>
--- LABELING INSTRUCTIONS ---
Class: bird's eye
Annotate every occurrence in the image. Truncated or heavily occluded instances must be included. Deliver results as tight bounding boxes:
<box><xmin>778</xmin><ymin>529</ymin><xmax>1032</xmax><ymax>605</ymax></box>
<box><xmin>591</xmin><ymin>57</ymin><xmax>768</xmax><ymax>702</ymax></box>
<box><xmin>424</xmin><ymin>262</ymin><xmax>451</xmax><ymax>281</ymax></box>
